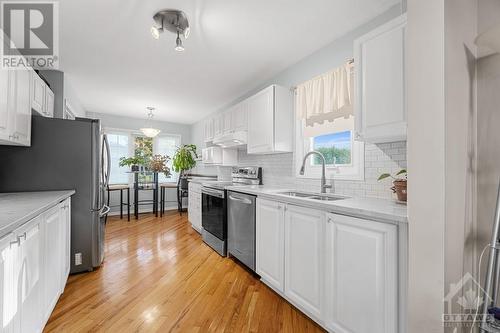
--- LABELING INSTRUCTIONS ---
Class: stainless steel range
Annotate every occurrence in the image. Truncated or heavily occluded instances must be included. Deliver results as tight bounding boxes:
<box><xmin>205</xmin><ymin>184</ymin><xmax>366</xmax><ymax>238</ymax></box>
<box><xmin>201</xmin><ymin>167</ymin><xmax>262</xmax><ymax>257</ymax></box>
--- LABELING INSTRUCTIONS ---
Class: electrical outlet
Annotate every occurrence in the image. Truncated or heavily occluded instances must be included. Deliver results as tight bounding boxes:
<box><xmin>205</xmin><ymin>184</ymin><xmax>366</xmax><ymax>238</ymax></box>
<box><xmin>75</xmin><ymin>252</ymin><xmax>82</xmax><ymax>265</ymax></box>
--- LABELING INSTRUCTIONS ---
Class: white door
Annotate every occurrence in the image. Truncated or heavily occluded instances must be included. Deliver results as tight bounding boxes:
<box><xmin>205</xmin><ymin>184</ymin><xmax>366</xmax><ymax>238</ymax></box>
<box><xmin>256</xmin><ymin>198</ymin><xmax>284</xmax><ymax>292</ymax></box>
<box><xmin>354</xmin><ymin>15</ymin><xmax>406</xmax><ymax>143</ymax></box>
<box><xmin>18</xmin><ymin>218</ymin><xmax>43</xmax><ymax>333</ymax></box>
<box><xmin>43</xmin><ymin>205</ymin><xmax>62</xmax><ymax>320</ymax></box>
<box><xmin>284</xmin><ymin>205</ymin><xmax>324</xmax><ymax>320</ymax></box>
<box><xmin>324</xmin><ymin>213</ymin><xmax>398</xmax><ymax>333</ymax></box>
<box><xmin>31</xmin><ymin>72</ymin><xmax>45</xmax><ymax>115</ymax></box>
<box><xmin>0</xmin><ymin>233</ymin><xmax>19</xmax><ymax>333</ymax></box>
<box><xmin>232</xmin><ymin>101</ymin><xmax>248</xmax><ymax>132</ymax></box>
<box><xmin>247</xmin><ymin>86</ymin><xmax>274</xmax><ymax>154</ymax></box>
<box><xmin>44</xmin><ymin>88</ymin><xmax>54</xmax><ymax>118</ymax></box>
<box><xmin>12</xmin><ymin>69</ymin><xmax>32</xmax><ymax>146</ymax></box>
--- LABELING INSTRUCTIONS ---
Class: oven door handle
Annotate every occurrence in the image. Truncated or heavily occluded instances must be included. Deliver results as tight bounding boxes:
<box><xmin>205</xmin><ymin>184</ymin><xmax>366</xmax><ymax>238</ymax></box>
<box><xmin>202</xmin><ymin>188</ymin><xmax>225</xmax><ymax>198</ymax></box>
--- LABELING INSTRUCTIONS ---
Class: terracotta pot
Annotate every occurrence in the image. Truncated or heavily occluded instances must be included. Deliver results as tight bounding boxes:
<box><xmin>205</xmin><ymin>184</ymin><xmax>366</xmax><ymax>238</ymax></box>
<box><xmin>391</xmin><ymin>179</ymin><xmax>407</xmax><ymax>202</ymax></box>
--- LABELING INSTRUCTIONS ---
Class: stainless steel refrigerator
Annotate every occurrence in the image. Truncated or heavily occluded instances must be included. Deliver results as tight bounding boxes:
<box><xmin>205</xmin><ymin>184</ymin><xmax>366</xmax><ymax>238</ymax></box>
<box><xmin>0</xmin><ymin>115</ymin><xmax>111</xmax><ymax>273</ymax></box>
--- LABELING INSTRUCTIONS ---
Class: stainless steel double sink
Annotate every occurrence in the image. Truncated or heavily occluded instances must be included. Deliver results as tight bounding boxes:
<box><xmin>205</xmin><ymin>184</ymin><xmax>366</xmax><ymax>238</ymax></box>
<box><xmin>274</xmin><ymin>191</ymin><xmax>347</xmax><ymax>201</ymax></box>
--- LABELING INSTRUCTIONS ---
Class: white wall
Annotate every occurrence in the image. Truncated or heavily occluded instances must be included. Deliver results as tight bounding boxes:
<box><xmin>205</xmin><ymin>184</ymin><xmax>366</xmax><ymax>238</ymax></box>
<box><xmin>476</xmin><ymin>0</ymin><xmax>500</xmax><ymax>307</ymax></box>
<box><xmin>444</xmin><ymin>1</ymin><xmax>478</xmax><ymax>331</ymax></box>
<box><xmin>189</xmin><ymin>4</ymin><xmax>407</xmax><ymax>199</ymax></box>
<box><xmin>407</xmin><ymin>0</ymin><xmax>446</xmax><ymax>330</ymax></box>
<box><xmin>407</xmin><ymin>0</ymin><xmax>478</xmax><ymax>332</ymax></box>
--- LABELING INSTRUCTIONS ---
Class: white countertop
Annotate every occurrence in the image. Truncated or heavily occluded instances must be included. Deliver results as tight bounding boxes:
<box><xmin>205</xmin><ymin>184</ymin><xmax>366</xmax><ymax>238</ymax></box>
<box><xmin>226</xmin><ymin>185</ymin><xmax>407</xmax><ymax>224</ymax></box>
<box><xmin>0</xmin><ymin>190</ymin><xmax>75</xmax><ymax>237</ymax></box>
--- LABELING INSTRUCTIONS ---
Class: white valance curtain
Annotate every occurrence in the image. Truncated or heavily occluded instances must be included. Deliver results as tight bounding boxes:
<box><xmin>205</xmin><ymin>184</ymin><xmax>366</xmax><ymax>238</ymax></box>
<box><xmin>296</xmin><ymin>63</ymin><xmax>354</xmax><ymax>127</ymax></box>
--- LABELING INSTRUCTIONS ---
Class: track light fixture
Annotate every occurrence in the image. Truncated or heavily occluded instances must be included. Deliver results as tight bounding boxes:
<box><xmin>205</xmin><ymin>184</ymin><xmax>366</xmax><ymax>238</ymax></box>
<box><xmin>151</xmin><ymin>9</ymin><xmax>189</xmax><ymax>52</ymax></box>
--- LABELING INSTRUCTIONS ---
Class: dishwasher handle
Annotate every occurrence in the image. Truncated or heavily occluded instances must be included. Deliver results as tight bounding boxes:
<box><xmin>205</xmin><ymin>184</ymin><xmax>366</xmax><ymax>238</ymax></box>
<box><xmin>228</xmin><ymin>194</ymin><xmax>253</xmax><ymax>205</ymax></box>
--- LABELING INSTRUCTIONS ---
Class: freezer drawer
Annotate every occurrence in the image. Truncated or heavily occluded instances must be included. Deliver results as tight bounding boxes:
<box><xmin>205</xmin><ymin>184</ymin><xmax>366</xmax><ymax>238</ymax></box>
<box><xmin>227</xmin><ymin>191</ymin><xmax>256</xmax><ymax>271</ymax></box>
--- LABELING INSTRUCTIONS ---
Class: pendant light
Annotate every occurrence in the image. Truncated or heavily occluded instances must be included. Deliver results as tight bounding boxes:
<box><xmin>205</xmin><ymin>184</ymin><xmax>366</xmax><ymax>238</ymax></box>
<box><xmin>140</xmin><ymin>107</ymin><xmax>161</xmax><ymax>138</ymax></box>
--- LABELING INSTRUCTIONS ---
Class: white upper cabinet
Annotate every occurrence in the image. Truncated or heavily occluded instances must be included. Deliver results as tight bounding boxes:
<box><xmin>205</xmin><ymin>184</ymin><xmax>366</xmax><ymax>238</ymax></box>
<box><xmin>0</xmin><ymin>68</ymin><xmax>13</xmax><ymax>142</ymax></box>
<box><xmin>44</xmin><ymin>87</ymin><xmax>55</xmax><ymax>118</ymax></box>
<box><xmin>204</xmin><ymin>118</ymin><xmax>214</xmax><ymax>142</ymax></box>
<box><xmin>247</xmin><ymin>85</ymin><xmax>293</xmax><ymax>154</ymax></box>
<box><xmin>31</xmin><ymin>72</ymin><xmax>45</xmax><ymax>114</ymax></box>
<box><xmin>12</xmin><ymin>69</ymin><xmax>32</xmax><ymax>146</ymax></box>
<box><xmin>30</xmin><ymin>71</ymin><xmax>54</xmax><ymax>118</ymax></box>
<box><xmin>232</xmin><ymin>101</ymin><xmax>248</xmax><ymax>132</ymax></box>
<box><xmin>0</xmin><ymin>68</ymin><xmax>32</xmax><ymax>146</ymax></box>
<box><xmin>324</xmin><ymin>213</ymin><xmax>398</xmax><ymax>333</ymax></box>
<box><xmin>354</xmin><ymin>14</ymin><xmax>407</xmax><ymax>143</ymax></box>
<box><xmin>213</xmin><ymin>113</ymin><xmax>224</xmax><ymax>139</ymax></box>
<box><xmin>284</xmin><ymin>204</ymin><xmax>324</xmax><ymax>321</ymax></box>
<box><xmin>222</xmin><ymin>109</ymin><xmax>233</xmax><ymax>134</ymax></box>
<box><xmin>256</xmin><ymin>198</ymin><xmax>285</xmax><ymax>293</ymax></box>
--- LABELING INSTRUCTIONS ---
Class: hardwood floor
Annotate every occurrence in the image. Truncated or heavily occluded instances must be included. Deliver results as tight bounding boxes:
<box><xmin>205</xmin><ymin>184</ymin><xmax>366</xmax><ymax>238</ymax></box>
<box><xmin>45</xmin><ymin>212</ymin><xmax>325</xmax><ymax>332</ymax></box>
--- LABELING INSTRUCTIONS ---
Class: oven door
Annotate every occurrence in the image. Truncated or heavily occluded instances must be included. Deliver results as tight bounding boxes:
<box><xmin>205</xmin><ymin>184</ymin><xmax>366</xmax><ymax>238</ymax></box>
<box><xmin>201</xmin><ymin>187</ymin><xmax>226</xmax><ymax>240</ymax></box>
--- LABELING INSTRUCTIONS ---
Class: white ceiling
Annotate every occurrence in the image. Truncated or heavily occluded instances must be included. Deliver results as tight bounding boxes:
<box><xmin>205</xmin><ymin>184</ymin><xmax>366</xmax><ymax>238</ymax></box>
<box><xmin>59</xmin><ymin>0</ymin><xmax>399</xmax><ymax>124</ymax></box>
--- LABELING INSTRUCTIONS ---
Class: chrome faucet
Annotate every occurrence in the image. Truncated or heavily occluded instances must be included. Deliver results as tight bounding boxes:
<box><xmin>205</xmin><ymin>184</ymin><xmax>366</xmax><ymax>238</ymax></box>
<box><xmin>299</xmin><ymin>151</ymin><xmax>332</xmax><ymax>193</ymax></box>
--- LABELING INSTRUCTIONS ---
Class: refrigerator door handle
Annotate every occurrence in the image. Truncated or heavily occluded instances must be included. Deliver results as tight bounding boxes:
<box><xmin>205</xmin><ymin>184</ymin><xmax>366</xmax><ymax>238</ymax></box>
<box><xmin>103</xmin><ymin>134</ymin><xmax>111</xmax><ymax>188</ymax></box>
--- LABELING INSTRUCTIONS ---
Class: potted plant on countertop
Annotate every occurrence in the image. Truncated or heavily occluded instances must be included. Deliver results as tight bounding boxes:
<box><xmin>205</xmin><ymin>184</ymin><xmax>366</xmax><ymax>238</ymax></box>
<box><xmin>378</xmin><ymin>169</ymin><xmax>407</xmax><ymax>202</ymax></box>
<box><xmin>172</xmin><ymin>144</ymin><xmax>198</xmax><ymax>188</ymax></box>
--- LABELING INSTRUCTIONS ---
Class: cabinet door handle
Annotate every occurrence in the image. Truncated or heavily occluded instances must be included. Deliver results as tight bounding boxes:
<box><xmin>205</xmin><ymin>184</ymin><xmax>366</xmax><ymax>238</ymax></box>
<box><xmin>10</xmin><ymin>238</ymin><xmax>20</xmax><ymax>247</ymax></box>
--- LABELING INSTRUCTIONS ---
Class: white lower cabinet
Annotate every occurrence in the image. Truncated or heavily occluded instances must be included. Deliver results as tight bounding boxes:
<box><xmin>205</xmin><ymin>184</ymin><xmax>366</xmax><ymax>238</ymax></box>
<box><xmin>325</xmin><ymin>213</ymin><xmax>398</xmax><ymax>333</ymax></box>
<box><xmin>256</xmin><ymin>199</ymin><xmax>285</xmax><ymax>292</ymax></box>
<box><xmin>284</xmin><ymin>205</ymin><xmax>324</xmax><ymax>320</ymax></box>
<box><xmin>188</xmin><ymin>182</ymin><xmax>202</xmax><ymax>233</ymax></box>
<box><xmin>255</xmin><ymin>199</ymin><xmax>401</xmax><ymax>333</ymax></box>
<box><xmin>0</xmin><ymin>232</ymin><xmax>19</xmax><ymax>332</ymax></box>
<box><xmin>43</xmin><ymin>205</ymin><xmax>63</xmax><ymax>320</ymax></box>
<box><xmin>19</xmin><ymin>216</ymin><xmax>43</xmax><ymax>333</ymax></box>
<box><xmin>0</xmin><ymin>197</ymin><xmax>71</xmax><ymax>333</ymax></box>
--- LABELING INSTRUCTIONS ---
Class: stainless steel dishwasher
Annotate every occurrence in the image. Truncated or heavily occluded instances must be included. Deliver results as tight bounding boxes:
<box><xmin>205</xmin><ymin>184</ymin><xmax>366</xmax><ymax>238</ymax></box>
<box><xmin>227</xmin><ymin>191</ymin><xmax>256</xmax><ymax>271</ymax></box>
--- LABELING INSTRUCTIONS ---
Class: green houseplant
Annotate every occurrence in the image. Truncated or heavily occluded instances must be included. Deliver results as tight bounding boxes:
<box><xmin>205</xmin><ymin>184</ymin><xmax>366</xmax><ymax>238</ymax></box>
<box><xmin>172</xmin><ymin>144</ymin><xmax>198</xmax><ymax>175</ymax></box>
<box><xmin>172</xmin><ymin>144</ymin><xmax>197</xmax><ymax>188</ymax></box>
<box><xmin>119</xmin><ymin>156</ymin><xmax>147</xmax><ymax>171</ymax></box>
<box><xmin>378</xmin><ymin>169</ymin><xmax>407</xmax><ymax>202</ymax></box>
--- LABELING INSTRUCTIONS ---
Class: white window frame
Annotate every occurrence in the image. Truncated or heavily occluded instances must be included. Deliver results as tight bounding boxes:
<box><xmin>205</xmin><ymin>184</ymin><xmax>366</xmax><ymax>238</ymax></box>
<box><xmin>104</xmin><ymin>129</ymin><xmax>133</xmax><ymax>185</ymax></box>
<box><xmin>103</xmin><ymin>127</ymin><xmax>183</xmax><ymax>185</ymax></box>
<box><xmin>154</xmin><ymin>133</ymin><xmax>182</xmax><ymax>183</ymax></box>
<box><xmin>295</xmin><ymin>118</ymin><xmax>365</xmax><ymax>181</ymax></box>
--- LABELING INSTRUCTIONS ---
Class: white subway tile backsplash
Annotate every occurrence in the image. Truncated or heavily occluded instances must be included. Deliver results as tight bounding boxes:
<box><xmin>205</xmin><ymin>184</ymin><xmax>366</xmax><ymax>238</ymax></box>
<box><xmin>211</xmin><ymin>141</ymin><xmax>407</xmax><ymax>200</ymax></box>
